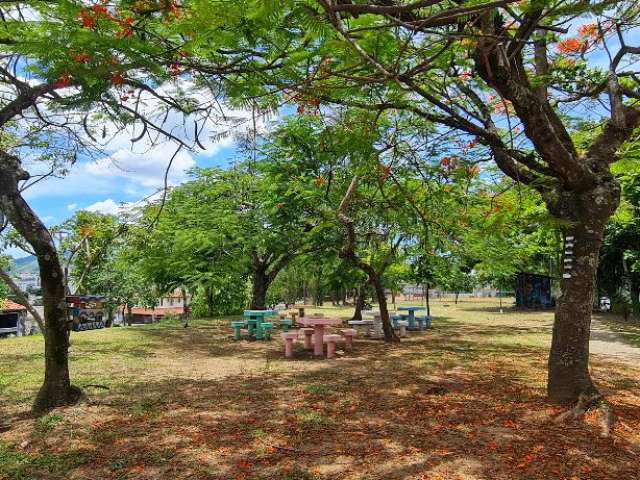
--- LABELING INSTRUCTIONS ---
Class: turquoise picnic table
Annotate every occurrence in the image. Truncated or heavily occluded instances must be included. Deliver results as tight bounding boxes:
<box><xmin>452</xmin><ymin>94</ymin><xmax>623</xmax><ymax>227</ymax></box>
<box><xmin>243</xmin><ymin>309</ymin><xmax>277</xmax><ymax>340</ymax></box>
<box><xmin>397</xmin><ymin>306</ymin><xmax>426</xmax><ymax>331</ymax></box>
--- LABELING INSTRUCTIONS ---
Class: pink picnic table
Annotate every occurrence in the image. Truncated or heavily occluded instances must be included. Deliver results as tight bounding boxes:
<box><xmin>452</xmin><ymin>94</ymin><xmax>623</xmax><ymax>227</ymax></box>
<box><xmin>297</xmin><ymin>316</ymin><xmax>343</xmax><ymax>357</ymax></box>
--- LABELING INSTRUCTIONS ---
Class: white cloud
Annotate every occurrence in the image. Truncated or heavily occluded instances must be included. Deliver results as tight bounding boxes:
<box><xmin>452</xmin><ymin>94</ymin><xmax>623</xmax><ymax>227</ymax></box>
<box><xmin>22</xmin><ymin>109</ymin><xmax>241</xmax><ymax>201</ymax></box>
<box><xmin>84</xmin><ymin>199</ymin><xmax>123</xmax><ymax>215</ymax></box>
<box><xmin>67</xmin><ymin>203</ymin><xmax>77</xmax><ymax>211</ymax></box>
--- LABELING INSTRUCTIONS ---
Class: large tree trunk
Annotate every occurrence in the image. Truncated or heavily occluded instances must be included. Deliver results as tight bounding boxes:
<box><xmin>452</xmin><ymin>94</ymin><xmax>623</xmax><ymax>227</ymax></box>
<box><xmin>250</xmin><ymin>254</ymin><xmax>290</xmax><ymax>310</ymax></box>
<box><xmin>0</xmin><ymin>152</ymin><xmax>81</xmax><ymax>413</ymax></box>
<box><xmin>181</xmin><ymin>287</ymin><xmax>190</xmax><ymax>326</ymax></box>
<box><xmin>370</xmin><ymin>274</ymin><xmax>398</xmax><ymax>342</ymax></box>
<box><xmin>546</xmin><ymin>184</ymin><xmax>619</xmax><ymax>404</ymax></box>
<box><xmin>425</xmin><ymin>284</ymin><xmax>431</xmax><ymax>317</ymax></box>
<box><xmin>351</xmin><ymin>285</ymin><xmax>365</xmax><ymax>320</ymax></box>
<box><xmin>250</xmin><ymin>267</ymin><xmax>269</xmax><ymax>310</ymax></box>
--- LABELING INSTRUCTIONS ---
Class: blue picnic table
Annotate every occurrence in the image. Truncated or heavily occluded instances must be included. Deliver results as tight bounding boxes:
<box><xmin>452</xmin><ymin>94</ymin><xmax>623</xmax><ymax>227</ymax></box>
<box><xmin>243</xmin><ymin>310</ymin><xmax>277</xmax><ymax>340</ymax></box>
<box><xmin>397</xmin><ymin>306</ymin><xmax>427</xmax><ymax>331</ymax></box>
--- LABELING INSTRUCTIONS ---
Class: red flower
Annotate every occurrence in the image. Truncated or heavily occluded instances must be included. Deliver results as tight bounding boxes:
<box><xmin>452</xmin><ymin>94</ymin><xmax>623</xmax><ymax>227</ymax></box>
<box><xmin>54</xmin><ymin>73</ymin><xmax>73</xmax><ymax>89</ymax></box>
<box><xmin>459</xmin><ymin>71</ymin><xmax>472</xmax><ymax>81</ymax></box>
<box><xmin>78</xmin><ymin>9</ymin><xmax>96</xmax><ymax>28</ymax></box>
<box><xmin>556</xmin><ymin>37</ymin><xmax>588</xmax><ymax>55</ymax></box>
<box><xmin>440</xmin><ymin>156</ymin><xmax>450</xmax><ymax>167</ymax></box>
<box><xmin>73</xmin><ymin>52</ymin><xmax>90</xmax><ymax>63</ymax></box>
<box><xmin>90</xmin><ymin>3</ymin><xmax>113</xmax><ymax>19</ymax></box>
<box><xmin>492</xmin><ymin>99</ymin><xmax>512</xmax><ymax>114</ymax></box>
<box><xmin>296</xmin><ymin>104</ymin><xmax>305</xmax><ymax>115</ymax></box>
<box><xmin>577</xmin><ymin>23</ymin><xmax>598</xmax><ymax>38</ymax></box>
<box><xmin>110</xmin><ymin>72</ymin><xmax>125</xmax><ymax>85</ymax></box>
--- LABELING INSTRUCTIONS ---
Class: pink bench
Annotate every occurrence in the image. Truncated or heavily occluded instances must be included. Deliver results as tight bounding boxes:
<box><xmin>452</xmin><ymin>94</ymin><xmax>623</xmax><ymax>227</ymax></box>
<box><xmin>299</xmin><ymin>328</ymin><xmax>314</xmax><ymax>350</ymax></box>
<box><xmin>282</xmin><ymin>331</ymin><xmax>299</xmax><ymax>358</ymax></box>
<box><xmin>340</xmin><ymin>329</ymin><xmax>357</xmax><ymax>351</ymax></box>
<box><xmin>323</xmin><ymin>334</ymin><xmax>342</xmax><ymax>359</ymax></box>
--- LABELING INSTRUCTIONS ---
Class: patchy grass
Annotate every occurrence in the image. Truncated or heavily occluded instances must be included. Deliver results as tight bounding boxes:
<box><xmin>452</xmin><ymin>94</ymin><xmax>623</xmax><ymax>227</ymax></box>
<box><xmin>597</xmin><ymin>313</ymin><xmax>640</xmax><ymax>348</ymax></box>
<box><xmin>1</xmin><ymin>299</ymin><xmax>639</xmax><ymax>480</ymax></box>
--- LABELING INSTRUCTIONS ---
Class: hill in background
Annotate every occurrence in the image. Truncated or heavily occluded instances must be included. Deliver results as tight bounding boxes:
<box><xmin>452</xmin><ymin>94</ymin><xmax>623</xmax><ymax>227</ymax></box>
<box><xmin>9</xmin><ymin>255</ymin><xmax>39</xmax><ymax>275</ymax></box>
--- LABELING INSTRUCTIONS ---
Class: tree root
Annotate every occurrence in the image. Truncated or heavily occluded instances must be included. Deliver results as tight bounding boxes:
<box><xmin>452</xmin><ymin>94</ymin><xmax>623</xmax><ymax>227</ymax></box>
<box><xmin>554</xmin><ymin>393</ymin><xmax>615</xmax><ymax>438</ymax></box>
<box><xmin>31</xmin><ymin>384</ymin><xmax>85</xmax><ymax>416</ymax></box>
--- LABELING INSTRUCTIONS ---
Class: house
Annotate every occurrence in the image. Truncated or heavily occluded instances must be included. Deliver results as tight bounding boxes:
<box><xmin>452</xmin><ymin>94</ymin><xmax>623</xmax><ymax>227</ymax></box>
<box><xmin>129</xmin><ymin>306</ymin><xmax>185</xmax><ymax>324</ymax></box>
<box><xmin>123</xmin><ymin>289</ymin><xmax>190</xmax><ymax>324</ymax></box>
<box><xmin>157</xmin><ymin>289</ymin><xmax>189</xmax><ymax>308</ymax></box>
<box><xmin>0</xmin><ymin>300</ymin><xmax>27</xmax><ymax>336</ymax></box>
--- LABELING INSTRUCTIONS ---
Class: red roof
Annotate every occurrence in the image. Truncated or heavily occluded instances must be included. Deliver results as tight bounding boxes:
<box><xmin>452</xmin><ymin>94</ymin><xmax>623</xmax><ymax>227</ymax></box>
<box><xmin>1</xmin><ymin>300</ymin><xmax>27</xmax><ymax>312</ymax></box>
<box><xmin>130</xmin><ymin>306</ymin><xmax>185</xmax><ymax>316</ymax></box>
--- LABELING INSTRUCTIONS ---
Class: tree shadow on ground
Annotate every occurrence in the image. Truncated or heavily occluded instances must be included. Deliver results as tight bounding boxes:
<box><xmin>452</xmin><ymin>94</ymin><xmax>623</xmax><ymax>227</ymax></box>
<box><xmin>4</xmin><ymin>307</ymin><xmax>640</xmax><ymax>480</ymax></box>
<box><xmin>453</xmin><ymin>304</ymin><xmax>555</xmax><ymax>316</ymax></box>
<box><xmin>9</xmin><ymin>352</ymin><xmax>637</xmax><ymax>480</ymax></box>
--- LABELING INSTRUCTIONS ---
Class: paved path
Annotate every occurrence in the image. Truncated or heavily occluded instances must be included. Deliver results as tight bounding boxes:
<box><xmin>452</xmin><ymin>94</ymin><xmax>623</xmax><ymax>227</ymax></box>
<box><xmin>590</xmin><ymin>319</ymin><xmax>640</xmax><ymax>363</ymax></box>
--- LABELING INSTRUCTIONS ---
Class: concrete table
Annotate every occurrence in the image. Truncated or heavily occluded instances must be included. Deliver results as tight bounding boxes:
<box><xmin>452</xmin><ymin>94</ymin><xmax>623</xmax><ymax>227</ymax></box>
<box><xmin>398</xmin><ymin>306</ymin><xmax>426</xmax><ymax>331</ymax></box>
<box><xmin>362</xmin><ymin>310</ymin><xmax>384</xmax><ymax>338</ymax></box>
<box><xmin>294</xmin><ymin>304</ymin><xmax>314</xmax><ymax>318</ymax></box>
<box><xmin>298</xmin><ymin>315</ymin><xmax>343</xmax><ymax>357</ymax></box>
<box><xmin>243</xmin><ymin>310</ymin><xmax>277</xmax><ymax>339</ymax></box>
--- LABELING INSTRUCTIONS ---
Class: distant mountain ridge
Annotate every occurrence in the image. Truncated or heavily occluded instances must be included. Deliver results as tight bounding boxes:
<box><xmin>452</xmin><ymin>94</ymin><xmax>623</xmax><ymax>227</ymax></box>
<box><xmin>9</xmin><ymin>255</ymin><xmax>39</xmax><ymax>275</ymax></box>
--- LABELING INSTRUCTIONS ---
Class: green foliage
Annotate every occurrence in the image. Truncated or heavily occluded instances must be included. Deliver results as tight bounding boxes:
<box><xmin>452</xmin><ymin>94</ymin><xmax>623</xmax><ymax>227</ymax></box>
<box><xmin>0</xmin><ymin>255</ymin><xmax>10</xmax><ymax>301</ymax></box>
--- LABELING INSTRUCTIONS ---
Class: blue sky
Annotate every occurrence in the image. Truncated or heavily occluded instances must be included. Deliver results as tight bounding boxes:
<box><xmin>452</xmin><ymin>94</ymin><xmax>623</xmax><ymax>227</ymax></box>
<box><xmin>22</xmin><ymin>142</ymin><xmax>239</xmax><ymax>225</ymax></box>
<box><xmin>9</xmin><ymin>136</ymin><xmax>242</xmax><ymax>259</ymax></box>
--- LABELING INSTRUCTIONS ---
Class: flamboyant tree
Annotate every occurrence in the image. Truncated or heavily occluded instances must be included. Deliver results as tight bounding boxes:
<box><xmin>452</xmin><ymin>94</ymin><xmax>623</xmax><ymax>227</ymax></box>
<box><xmin>0</xmin><ymin>0</ymin><xmax>258</xmax><ymax>412</ymax></box>
<box><xmin>173</xmin><ymin>0</ymin><xmax>640</xmax><ymax>405</ymax></box>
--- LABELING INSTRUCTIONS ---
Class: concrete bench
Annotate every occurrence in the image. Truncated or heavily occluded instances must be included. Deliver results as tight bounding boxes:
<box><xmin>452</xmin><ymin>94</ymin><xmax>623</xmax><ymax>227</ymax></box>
<box><xmin>394</xmin><ymin>320</ymin><xmax>408</xmax><ymax>337</ymax></box>
<box><xmin>414</xmin><ymin>315</ymin><xmax>432</xmax><ymax>330</ymax></box>
<box><xmin>261</xmin><ymin>322</ymin><xmax>273</xmax><ymax>340</ymax></box>
<box><xmin>282</xmin><ymin>331</ymin><xmax>299</xmax><ymax>358</ymax></box>
<box><xmin>323</xmin><ymin>334</ymin><xmax>342</xmax><ymax>359</ymax></box>
<box><xmin>279</xmin><ymin>319</ymin><xmax>293</xmax><ymax>332</ymax></box>
<box><xmin>340</xmin><ymin>329</ymin><xmax>357</xmax><ymax>351</ymax></box>
<box><xmin>347</xmin><ymin>320</ymin><xmax>373</xmax><ymax>336</ymax></box>
<box><xmin>231</xmin><ymin>321</ymin><xmax>246</xmax><ymax>341</ymax></box>
<box><xmin>299</xmin><ymin>328</ymin><xmax>314</xmax><ymax>350</ymax></box>
<box><xmin>347</xmin><ymin>320</ymin><xmax>373</xmax><ymax>326</ymax></box>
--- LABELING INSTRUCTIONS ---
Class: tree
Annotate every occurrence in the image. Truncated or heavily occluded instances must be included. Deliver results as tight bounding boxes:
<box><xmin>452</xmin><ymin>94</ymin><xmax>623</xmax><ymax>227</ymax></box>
<box><xmin>178</xmin><ymin>0</ymin><xmax>640</xmax><ymax>404</ymax></box>
<box><xmin>310</xmin><ymin>0</ymin><xmax>640</xmax><ymax>405</ymax></box>
<box><xmin>0</xmin><ymin>0</ymin><xmax>242</xmax><ymax>412</ymax></box>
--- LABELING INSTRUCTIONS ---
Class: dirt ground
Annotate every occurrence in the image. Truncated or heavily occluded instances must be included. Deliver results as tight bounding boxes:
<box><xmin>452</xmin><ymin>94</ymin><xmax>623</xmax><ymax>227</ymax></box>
<box><xmin>1</xmin><ymin>299</ymin><xmax>639</xmax><ymax>480</ymax></box>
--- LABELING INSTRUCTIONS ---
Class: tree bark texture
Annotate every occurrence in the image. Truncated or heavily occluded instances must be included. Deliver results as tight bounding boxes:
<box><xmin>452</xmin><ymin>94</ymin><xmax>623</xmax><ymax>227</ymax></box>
<box><xmin>250</xmin><ymin>267</ymin><xmax>269</xmax><ymax>310</ymax></box>
<box><xmin>250</xmin><ymin>253</ymin><xmax>291</xmax><ymax>310</ymax></box>
<box><xmin>351</xmin><ymin>285</ymin><xmax>365</xmax><ymax>320</ymax></box>
<box><xmin>0</xmin><ymin>152</ymin><xmax>81</xmax><ymax>413</ymax></box>
<box><xmin>545</xmin><ymin>182</ymin><xmax>620</xmax><ymax>403</ymax></box>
